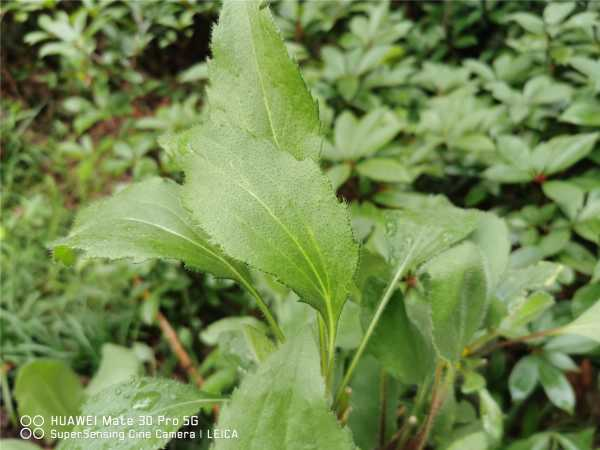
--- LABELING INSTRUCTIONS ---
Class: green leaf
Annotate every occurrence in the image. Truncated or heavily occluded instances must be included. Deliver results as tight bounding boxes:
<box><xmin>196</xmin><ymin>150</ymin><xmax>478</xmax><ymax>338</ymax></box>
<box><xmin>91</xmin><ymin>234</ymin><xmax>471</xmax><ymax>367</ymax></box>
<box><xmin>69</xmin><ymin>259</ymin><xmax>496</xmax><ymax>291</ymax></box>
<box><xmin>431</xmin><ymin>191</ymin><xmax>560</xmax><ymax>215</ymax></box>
<box><xmin>0</xmin><ymin>440</ymin><xmax>41</xmax><ymax>450</ymax></box>
<box><xmin>509</xmin><ymin>355</ymin><xmax>539</xmax><ymax>402</ymax></box>
<box><xmin>543</xmin><ymin>1</ymin><xmax>575</xmax><ymax>25</ymax></box>
<box><xmin>214</xmin><ymin>332</ymin><xmax>355</xmax><ymax>450</ymax></box>
<box><xmin>416</xmin><ymin>242</ymin><xmax>489</xmax><ymax>361</ymax></box>
<box><xmin>532</xmin><ymin>133</ymin><xmax>599</xmax><ymax>175</ymax></box>
<box><xmin>470</xmin><ymin>213</ymin><xmax>510</xmax><ymax>290</ymax></box>
<box><xmin>55</xmin><ymin>178</ymin><xmax>251</xmax><ymax>283</ymax></box>
<box><xmin>508</xmin><ymin>13</ymin><xmax>544</xmax><ymax>34</ymax></box>
<box><xmin>181</xmin><ymin>124</ymin><xmax>358</xmax><ymax>334</ymax></box>
<box><xmin>560</xmin><ymin>101</ymin><xmax>600</xmax><ymax>126</ymax></box>
<box><xmin>326</xmin><ymin>163</ymin><xmax>352</xmax><ymax>191</ymax></box>
<box><xmin>87</xmin><ymin>344</ymin><xmax>143</xmax><ymax>396</ymax></box>
<box><xmin>542</xmin><ymin>181</ymin><xmax>584</xmax><ymax>220</ymax></box>
<box><xmin>538</xmin><ymin>359</ymin><xmax>575</xmax><ymax>414</ymax></box>
<box><xmin>361</xmin><ymin>281</ymin><xmax>434</xmax><ymax>384</ymax></box>
<box><xmin>383</xmin><ymin>205</ymin><xmax>481</xmax><ymax>272</ymax></box>
<box><xmin>201</xmin><ymin>317</ymin><xmax>274</xmax><ymax>366</ymax></box>
<box><xmin>325</xmin><ymin>109</ymin><xmax>402</xmax><ymax>161</ymax></box>
<box><xmin>355</xmin><ymin>158</ymin><xmax>413</xmax><ymax>183</ymax></box>
<box><xmin>461</xmin><ymin>370</ymin><xmax>486</xmax><ymax>394</ymax></box>
<box><xmin>208</xmin><ymin>0</ymin><xmax>321</xmax><ymax>160</ymax></box>
<box><xmin>15</xmin><ymin>359</ymin><xmax>85</xmax><ymax>435</ymax></box>
<box><xmin>556</xmin><ymin>301</ymin><xmax>600</xmax><ymax>344</ymax></box>
<box><xmin>479</xmin><ymin>389</ymin><xmax>503</xmax><ymax>444</ymax></box>
<box><xmin>59</xmin><ymin>378</ymin><xmax>220</xmax><ymax>450</ymax></box>
<box><xmin>500</xmin><ymin>291</ymin><xmax>555</xmax><ymax>336</ymax></box>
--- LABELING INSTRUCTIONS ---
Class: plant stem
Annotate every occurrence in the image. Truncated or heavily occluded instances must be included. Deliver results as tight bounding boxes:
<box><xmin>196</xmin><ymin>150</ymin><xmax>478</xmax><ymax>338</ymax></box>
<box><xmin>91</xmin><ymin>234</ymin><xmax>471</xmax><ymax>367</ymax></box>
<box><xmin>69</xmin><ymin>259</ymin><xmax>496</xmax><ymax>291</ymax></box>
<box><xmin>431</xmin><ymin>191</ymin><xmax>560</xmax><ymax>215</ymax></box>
<box><xmin>157</xmin><ymin>312</ymin><xmax>205</xmax><ymax>388</ymax></box>
<box><xmin>325</xmin><ymin>321</ymin><xmax>337</xmax><ymax>396</ymax></box>
<box><xmin>475</xmin><ymin>327</ymin><xmax>560</xmax><ymax>355</ymax></box>
<box><xmin>334</xmin><ymin>247</ymin><xmax>415</xmax><ymax>407</ymax></box>
<box><xmin>395</xmin><ymin>373</ymin><xmax>433</xmax><ymax>450</ymax></box>
<box><xmin>411</xmin><ymin>362</ymin><xmax>447</xmax><ymax>450</ymax></box>
<box><xmin>241</xmin><ymin>281</ymin><xmax>285</xmax><ymax>343</ymax></box>
<box><xmin>379</xmin><ymin>369</ymin><xmax>388</xmax><ymax>449</ymax></box>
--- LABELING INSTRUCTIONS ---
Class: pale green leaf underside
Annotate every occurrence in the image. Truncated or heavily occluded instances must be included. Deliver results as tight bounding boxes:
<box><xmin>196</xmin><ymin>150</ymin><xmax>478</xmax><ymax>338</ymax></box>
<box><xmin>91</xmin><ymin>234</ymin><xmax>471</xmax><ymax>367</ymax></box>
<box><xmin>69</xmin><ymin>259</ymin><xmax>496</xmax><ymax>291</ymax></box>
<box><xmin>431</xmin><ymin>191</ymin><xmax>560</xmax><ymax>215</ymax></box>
<box><xmin>181</xmin><ymin>123</ymin><xmax>358</xmax><ymax>328</ymax></box>
<box><xmin>55</xmin><ymin>178</ymin><xmax>251</xmax><ymax>283</ymax></box>
<box><xmin>557</xmin><ymin>301</ymin><xmax>600</xmax><ymax>344</ymax></box>
<box><xmin>383</xmin><ymin>205</ymin><xmax>481</xmax><ymax>271</ymax></box>
<box><xmin>214</xmin><ymin>331</ymin><xmax>356</xmax><ymax>450</ymax></box>
<box><xmin>59</xmin><ymin>378</ymin><xmax>221</xmax><ymax>450</ymax></box>
<box><xmin>208</xmin><ymin>0</ymin><xmax>321</xmax><ymax>161</ymax></box>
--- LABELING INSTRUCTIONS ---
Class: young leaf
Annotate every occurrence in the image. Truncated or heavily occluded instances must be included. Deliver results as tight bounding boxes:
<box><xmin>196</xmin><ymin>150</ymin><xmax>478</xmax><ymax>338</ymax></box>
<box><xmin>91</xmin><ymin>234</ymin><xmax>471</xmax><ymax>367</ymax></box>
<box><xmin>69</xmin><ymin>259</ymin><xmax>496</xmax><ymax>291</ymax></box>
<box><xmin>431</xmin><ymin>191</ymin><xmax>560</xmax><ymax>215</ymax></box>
<box><xmin>15</xmin><ymin>360</ymin><xmax>85</xmax><ymax>436</ymax></box>
<box><xmin>181</xmin><ymin>124</ymin><xmax>358</xmax><ymax>335</ymax></box>
<box><xmin>538</xmin><ymin>359</ymin><xmax>575</xmax><ymax>414</ymax></box>
<box><xmin>499</xmin><ymin>291</ymin><xmax>555</xmax><ymax>336</ymax></box>
<box><xmin>555</xmin><ymin>301</ymin><xmax>600</xmax><ymax>344</ymax></box>
<box><xmin>214</xmin><ymin>331</ymin><xmax>356</xmax><ymax>450</ymax></box>
<box><xmin>208</xmin><ymin>0</ymin><xmax>321</xmax><ymax>160</ymax></box>
<box><xmin>470</xmin><ymin>213</ymin><xmax>510</xmax><ymax>290</ymax></box>
<box><xmin>59</xmin><ymin>378</ymin><xmax>221</xmax><ymax>450</ymax></box>
<box><xmin>87</xmin><ymin>344</ymin><xmax>143</xmax><ymax>396</ymax></box>
<box><xmin>383</xmin><ymin>205</ymin><xmax>481</xmax><ymax>272</ymax></box>
<box><xmin>415</xmin><ymin>242</ymin><xmax>488</xmax><ymax>361</ymax></box>
<box><xmin>509</xmin><ymin>355</ymin><xmax>539</xmax><ymax>402</ymax></box>
<box><xmin>479</xmin><ymin>389</ymin><xmax>504</xmax><ymax>444</ymax></box>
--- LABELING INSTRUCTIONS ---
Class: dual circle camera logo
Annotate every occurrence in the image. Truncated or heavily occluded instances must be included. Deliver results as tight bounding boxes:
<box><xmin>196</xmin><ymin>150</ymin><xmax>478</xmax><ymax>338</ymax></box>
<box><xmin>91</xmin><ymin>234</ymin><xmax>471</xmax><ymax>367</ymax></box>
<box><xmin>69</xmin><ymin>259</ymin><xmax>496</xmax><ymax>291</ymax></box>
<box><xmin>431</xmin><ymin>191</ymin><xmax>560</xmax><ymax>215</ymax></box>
<box><xmin>19</xmin><ymin>415</ymin><xmax>45</xmax><ymax>439</ymax></box>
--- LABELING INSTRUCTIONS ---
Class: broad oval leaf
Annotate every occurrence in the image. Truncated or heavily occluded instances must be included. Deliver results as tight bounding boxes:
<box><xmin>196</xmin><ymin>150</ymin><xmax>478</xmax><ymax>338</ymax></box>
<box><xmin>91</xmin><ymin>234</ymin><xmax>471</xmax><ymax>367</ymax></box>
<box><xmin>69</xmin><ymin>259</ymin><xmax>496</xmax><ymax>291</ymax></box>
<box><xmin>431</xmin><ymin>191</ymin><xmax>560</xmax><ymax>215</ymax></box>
<box><xmin>414</xmin><ymin>242</ymin><xmax>489</xmax><ymax>361</ymax></box>
<box><xmin>59</xmin><ymin>377</ymin><xmax>221</xmax><ymax>450</ymax></box>
<box><xmin>15</xmin><ymin>359</ymin><xmax>85</xmax><ymax>436</ymax></box>
<box><xmin>208</xmin><ymin>0</ymin><xmax>321</xmax><ymax>161</ymax></box>
<box><xmin>556</xmin><ymin>300</ymin><xmax>600</xmax><ymax>344</ymax></box>
<box><xmin>509</xmin><ymin>355</ymin><xmax>539</xmax><ymax>402</ymax></box>
<box><xmin>214</xmin><ymin>331</ymin><xmax>356</xmax><ymax>450</ymax></box>
<box><xmin>55</xmin><ymin>178</ymin><xmax>251</xmax><ymax>283</ymax></box>
<box><xmin>181</xmin><ymin>123</ymin><xmax>358</xmax><ymax>333</ymax></box>
<box><xmin>531</xmin><ymin>133</ymin><xmax>599</xmax><ymax>175</ymax></box>
<box><xmin>538</xmin><ymin>359</ymin><xmax>575</xmax><ymax>414</ymax></box>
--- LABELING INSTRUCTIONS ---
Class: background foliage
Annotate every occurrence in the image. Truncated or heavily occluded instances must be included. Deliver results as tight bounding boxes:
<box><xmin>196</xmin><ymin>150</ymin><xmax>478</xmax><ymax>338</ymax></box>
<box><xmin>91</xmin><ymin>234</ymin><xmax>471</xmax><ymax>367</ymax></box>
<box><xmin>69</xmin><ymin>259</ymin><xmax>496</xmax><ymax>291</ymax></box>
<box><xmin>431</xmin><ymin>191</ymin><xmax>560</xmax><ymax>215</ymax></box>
<box><xmin>1</xmin><ymin>1</ymin><xmax>599</xmax><ymax>449</ymax></box>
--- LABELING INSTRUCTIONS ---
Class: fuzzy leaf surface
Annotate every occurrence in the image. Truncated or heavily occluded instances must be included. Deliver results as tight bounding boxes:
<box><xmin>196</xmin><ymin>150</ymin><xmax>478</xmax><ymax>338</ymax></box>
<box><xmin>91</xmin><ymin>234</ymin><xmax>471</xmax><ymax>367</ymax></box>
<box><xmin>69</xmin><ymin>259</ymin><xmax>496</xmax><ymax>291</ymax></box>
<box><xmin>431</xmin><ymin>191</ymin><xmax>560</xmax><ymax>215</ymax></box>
<box><xmin>214</xmin><ymin>332</ymin><xmax>356</xmax><ymax>450</ymax></box>
<box><xmin>182</xmin><ymin>124</ymin><xmax>358</xmax><ymax>329</ymax></box>
<box><xmin>208</xmin><ymin>0</ymin><xmax>321</xmax><ymax>160</ymax></box>
<box><xmin>383</xmin><ymin>205</ymin><xmax>481</xmax><ymax>271</ymax></box>
<box><xmin>59</xmin><ymin>378</ymin><xmax>220</xmax><ymax>450</ymax></box>
<box><xmin>416</xmin><ymin>242</ymin><xmax>489</xmax><ymax>361</ymax></box>
<box><xmin>55</xmin><ymin>178</ymin><xmax>251</xmax><ymax>283</ymax></box>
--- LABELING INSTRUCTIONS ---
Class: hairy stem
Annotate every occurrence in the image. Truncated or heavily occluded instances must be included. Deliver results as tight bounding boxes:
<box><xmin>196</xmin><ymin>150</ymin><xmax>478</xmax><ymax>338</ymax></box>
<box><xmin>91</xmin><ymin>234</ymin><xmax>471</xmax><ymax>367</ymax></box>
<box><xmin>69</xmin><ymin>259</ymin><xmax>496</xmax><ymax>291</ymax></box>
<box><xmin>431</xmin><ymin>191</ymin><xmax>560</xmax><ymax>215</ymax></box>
<box><xmin>410</xmin><ymin>362</ymin><xmax>448</xmax><ymax>450</ymax></box>
<box><xmin>334</xmin><ymin>247</ymin><xmax>415</xmax><ymax>407</ymax></box>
